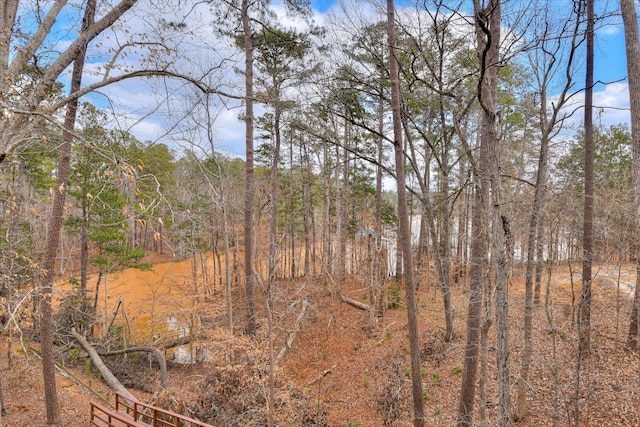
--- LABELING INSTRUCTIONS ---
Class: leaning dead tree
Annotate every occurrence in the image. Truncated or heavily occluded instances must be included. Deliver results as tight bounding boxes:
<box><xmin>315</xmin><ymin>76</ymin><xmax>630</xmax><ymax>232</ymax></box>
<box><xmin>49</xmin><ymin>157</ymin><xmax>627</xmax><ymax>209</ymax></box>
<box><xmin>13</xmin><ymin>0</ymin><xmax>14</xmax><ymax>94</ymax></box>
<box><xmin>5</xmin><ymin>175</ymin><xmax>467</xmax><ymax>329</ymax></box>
<box><xmin>275</xmin><ymin>300</ymin><xmax>310</xmax><ymax>365</ymax></box>
<box><xmin>71</xmin><ymin>328</ymin><xmax>136</xmax><ymax>401</ymax></box>
<box><xmin>98</xmin><ymin>347</ymin><xmax>168</xmax><ymax>390</ymax></box>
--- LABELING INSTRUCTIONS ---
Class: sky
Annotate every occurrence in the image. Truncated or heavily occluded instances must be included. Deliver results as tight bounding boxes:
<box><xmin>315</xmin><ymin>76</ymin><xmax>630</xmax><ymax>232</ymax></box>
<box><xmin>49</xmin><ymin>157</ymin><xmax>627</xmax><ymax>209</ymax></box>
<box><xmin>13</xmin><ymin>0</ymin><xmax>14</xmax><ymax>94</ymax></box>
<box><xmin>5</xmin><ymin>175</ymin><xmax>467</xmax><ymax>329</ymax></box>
<box><xmin>80</xmin><ymin>0</ymin><xmax>637</xmax><ymax>159</ymax></box>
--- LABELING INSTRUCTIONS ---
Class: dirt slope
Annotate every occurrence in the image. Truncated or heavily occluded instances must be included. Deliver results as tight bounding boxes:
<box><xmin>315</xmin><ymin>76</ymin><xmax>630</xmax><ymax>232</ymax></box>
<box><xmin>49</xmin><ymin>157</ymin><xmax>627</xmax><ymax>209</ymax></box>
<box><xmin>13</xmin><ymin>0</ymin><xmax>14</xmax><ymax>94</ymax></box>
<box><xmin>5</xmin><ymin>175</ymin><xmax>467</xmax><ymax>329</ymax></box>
<box><xmin>1</xmin><ymin>263</ymin><xmax>639</xmax><ymax>426</ymax></box>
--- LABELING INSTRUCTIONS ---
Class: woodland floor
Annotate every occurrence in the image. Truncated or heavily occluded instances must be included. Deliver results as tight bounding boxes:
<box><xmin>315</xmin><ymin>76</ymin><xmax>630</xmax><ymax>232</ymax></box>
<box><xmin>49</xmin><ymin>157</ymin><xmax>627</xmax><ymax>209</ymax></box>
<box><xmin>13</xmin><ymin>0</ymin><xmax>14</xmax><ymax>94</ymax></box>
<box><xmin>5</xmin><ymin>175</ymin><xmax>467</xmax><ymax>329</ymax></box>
<box><xmin>1</xmin><ymin>260</ymin><xmax>639</xmax><ymax>426</ymax></box>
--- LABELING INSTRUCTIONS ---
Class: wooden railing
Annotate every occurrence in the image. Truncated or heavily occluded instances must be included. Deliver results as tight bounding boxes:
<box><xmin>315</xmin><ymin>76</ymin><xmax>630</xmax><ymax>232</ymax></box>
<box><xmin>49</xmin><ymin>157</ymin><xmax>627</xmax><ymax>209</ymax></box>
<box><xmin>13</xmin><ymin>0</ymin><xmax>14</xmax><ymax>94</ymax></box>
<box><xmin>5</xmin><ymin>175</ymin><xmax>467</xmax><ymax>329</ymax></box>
<box><xmin>114</xmin><ymin>392</ymin><xmax>213</xmax><ymax>427</ymax></box>
<box><xmin>90</xmin><ymin>401</ymin><xmax>146</xmax><ymax>427</ymax></box>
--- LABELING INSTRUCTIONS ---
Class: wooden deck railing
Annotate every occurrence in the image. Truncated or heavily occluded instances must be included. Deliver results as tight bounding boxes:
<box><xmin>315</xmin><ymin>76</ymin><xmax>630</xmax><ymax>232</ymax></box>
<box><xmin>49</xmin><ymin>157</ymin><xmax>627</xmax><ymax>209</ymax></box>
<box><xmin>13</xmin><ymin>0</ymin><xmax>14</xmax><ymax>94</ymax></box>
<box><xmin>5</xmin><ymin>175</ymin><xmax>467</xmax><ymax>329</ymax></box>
<box><xmin>90</xmin><ymin>401</ymin><xmax>146</xmax><ymax>427</ymax></box>
<box><xmin>114</xmin><ymin>392</ymin><xmax>213</xmax><ymax>427</ymax></box>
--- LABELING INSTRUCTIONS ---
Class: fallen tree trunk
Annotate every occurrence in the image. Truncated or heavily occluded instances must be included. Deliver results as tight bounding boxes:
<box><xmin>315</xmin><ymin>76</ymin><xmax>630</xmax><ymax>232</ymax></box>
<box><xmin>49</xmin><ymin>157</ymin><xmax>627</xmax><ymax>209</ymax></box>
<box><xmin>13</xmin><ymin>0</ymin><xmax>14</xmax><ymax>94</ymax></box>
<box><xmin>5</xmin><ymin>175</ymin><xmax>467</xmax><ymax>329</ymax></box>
<box><xmin>97</xmin><ymin>347</ymin><xmax>167</xmax><ymax>389</ymax></box>
<box><xmin>341</xmin><ymin>295</ymin><xmax>370</xmax><ymax>311</ymax></box>
<box><xmin>70</xmin><ymin>328</ymin><xmax>136</xmax><ymax>401</ymax></box>
<box><xmin>161</xmin><ymin>333</ymin><xmax>205</xmax><ymax>351</ymax></box>
<box><xmin>276</xmin><ymin>300</ymin><xmax>309</xmax><ymax>365</ymax></box>
<box><xmin>304</xmin><ymin>364</ymin><xmax>337</xmax><ymax>388</ymax></box>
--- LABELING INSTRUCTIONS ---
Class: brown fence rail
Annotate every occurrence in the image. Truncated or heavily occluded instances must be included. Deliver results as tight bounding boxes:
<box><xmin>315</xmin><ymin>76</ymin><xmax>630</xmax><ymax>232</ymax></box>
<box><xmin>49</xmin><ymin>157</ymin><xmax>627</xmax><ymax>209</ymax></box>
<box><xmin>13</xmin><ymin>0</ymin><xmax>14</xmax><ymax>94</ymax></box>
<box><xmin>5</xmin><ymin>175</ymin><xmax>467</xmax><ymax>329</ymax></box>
<box><xmin>90</xmin><ymin>401</ymin><xmax>146</xmax><ymax>427</ymax></box>
<box><xmin>114</xmin><ymin>392</ymin><xmax>213</xmax><ymax>427</ymax></box>
<box><xmin>90</xmin><ymin>392</ymin><xmax>213</xmax><ymax>427</ymax></box>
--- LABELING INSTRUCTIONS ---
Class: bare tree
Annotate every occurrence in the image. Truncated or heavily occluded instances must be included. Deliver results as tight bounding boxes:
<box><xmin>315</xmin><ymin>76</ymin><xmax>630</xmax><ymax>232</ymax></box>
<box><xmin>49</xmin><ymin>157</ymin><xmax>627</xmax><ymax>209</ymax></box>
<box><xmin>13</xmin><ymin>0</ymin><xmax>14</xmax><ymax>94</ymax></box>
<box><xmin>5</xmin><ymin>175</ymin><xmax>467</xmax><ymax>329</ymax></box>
<box><xmin>39</xmin><ymin>1</ymin><xmax>96</xmax><ymax>423</ymax></box>
<box><xmin>516</xmin><ymin>2</ymin><xmax>584</xmax><ymax>419</ymax></box>
<box><xmin>240</xmin><ymin>0</ymin><xmax>258</xmax><ymax>336</ymax></box>
<box><xmin>458</xmin><ymin>1</ymin><xmax>501</xmax><ymax>425</ymax></box>
<box><xmin>0</xmin><ymin>0</ymin><xmax>140</xmax><ymax>159</ymax></box>
<box><xmin>387</xmin><ymin>0</ymin><xmax>424</xmax><ymax>425</ymax></box>
<box><xmin>620</xmin><ymin>0</ymin><xmax>640</xmax><ymax>352</ymax></box>
<box><xmin>577</xmin><ymin>0</ymin><xmax>594</xmax><ymax>356</ymax></box>
<box><xmin>575</xmin><ymin>0</ymin><xmax>595</xmax><ymax>424</ymax></box>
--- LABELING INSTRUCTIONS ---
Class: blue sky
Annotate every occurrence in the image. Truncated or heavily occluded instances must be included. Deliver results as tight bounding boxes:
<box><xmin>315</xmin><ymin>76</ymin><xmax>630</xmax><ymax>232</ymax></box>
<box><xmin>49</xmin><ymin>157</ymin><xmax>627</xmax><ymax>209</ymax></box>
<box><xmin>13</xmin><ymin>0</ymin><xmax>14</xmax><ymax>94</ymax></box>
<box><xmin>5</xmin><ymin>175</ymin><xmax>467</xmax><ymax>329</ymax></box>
<box><xmin>311</xmin><ymin>0</ymin><xmax>335</xmax><ymax>13</ymax></box>
<box><xmin>73</xmin><ymin>0</ymin><xmax>635</xmax><ymax>157</ymax></box>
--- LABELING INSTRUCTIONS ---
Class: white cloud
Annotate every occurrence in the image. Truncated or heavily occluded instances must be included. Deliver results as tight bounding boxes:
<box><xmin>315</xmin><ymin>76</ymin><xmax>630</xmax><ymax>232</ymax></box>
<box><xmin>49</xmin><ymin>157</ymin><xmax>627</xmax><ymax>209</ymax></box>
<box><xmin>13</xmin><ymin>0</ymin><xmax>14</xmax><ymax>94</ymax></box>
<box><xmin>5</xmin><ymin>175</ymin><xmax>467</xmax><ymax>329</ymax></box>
<box><xmin>555</xmin><ymin>82</ymin><xmax>631</xmax><ymax>137</ymax></box>
<box><xmin>593</xmin><ymin>82</ymin><xmax>630</xmax><ymax>127</ymax></box>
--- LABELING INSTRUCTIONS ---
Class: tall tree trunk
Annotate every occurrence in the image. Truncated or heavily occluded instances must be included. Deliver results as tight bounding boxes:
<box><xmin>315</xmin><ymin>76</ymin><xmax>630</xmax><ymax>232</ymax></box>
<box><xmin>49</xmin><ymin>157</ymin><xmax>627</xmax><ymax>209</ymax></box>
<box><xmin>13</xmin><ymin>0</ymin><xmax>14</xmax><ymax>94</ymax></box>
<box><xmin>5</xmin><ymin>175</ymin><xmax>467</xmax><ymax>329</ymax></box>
<box><xmin>0</xmin><ymin>1</ymin><xmax>19</xmax><ymax>83</ymax></box>
<box><xmin>242</xmin><ymin>0</ymin><xmax>256</xmax><ymax>336</ymax></box>
<box><xmin>40</xmin><ymin>2</ymin><xmax>95</xmax><ymax>423</ymax></box>
<box><xmin>621</xmin><ymin>0</ymin><xmax>640</xmax><ymax>351</ymax></box>
<box><xmin>455</xmin><ymin>160</ymin><xmax>468</xmax><ymax>288</ymax></box>
<box><xmin>519</xmin><ymin>3</ymin><xmax>584</xmax><ymax>417</ymax></box>
<box><xmin>266</xmin><ymin>106</ymin><xmax>282</xmax><ymax>427</ymax></box>
<box><xmin>269</xmin><ymin>109</ymin><xmax>282</xmax><ymax>287</ymax></box>
<box><xmin>484</xmin><ymin>3</ymin><xmax>511</xmax><ymax>424</ymax></box>
<box><xmin>627</xmin><ymin>263</ymin><xmax>640</xmax><ymax>348</ymax></box>
<box><xmin>80</xmin><ymin>171</ymin><xmax>89</xmax><ymax>323</ymax></box>
<box><xmin>575</xmin><ymin>2</ymin><xmax>595</xmax><ymax>424</ymax></box>
<box><xmin>386</xmin><ymin>1</ymin><xmax>424</xmax><ymax>425</ymax></box>
<box><xmin>458</xmin><ymin>137</ymin><xmax>489</xmax><ymax>426</ymax></box>
<box><xmin>373</xmin><ymin>83</ymin><xmax>384</xmax><ymax>320</ymax></box>
<box><xmin>516</xmin><ymin>131</ymin><xmax>550</xmax><ymax>420</ymax></box>
<box><xmin>321</xmin><ymin>142</ymin><xmax>332</xmax><ymax>289</ymax></box>
<box><xmin>578</xmin><ymin>0</ymin><xmax>595</xmax><ymax>357</ymax></box>
<box><xmin>301</xmin><ymin>140</ymin><xmax>311</xmax><ymax>277</ymax></box>
<box><xmin>436</xmin><ymin>51</ymin><xmax>454</xmax><ymax>339</ymax></box>
<box><xmin>289</xmin><ymin>139</ymin><xmax>296</xmax><ymax>279</ymax></box>
<box><xmin>222</xmin><ymin>207</ymin><xmax>233</xmax><ymax>333</ymax></box>
<box><xmin>336</xmin><ymin>114</ymin><xmax>349</xmax><ymax>296</ymax></box>
<box><xmin>458</xmin><ymin>1</ymin><xmax>499</xmax><ymax>425</ymax></box>
<box><xmin>533</xmin><ymin>218</ymin><xmax>545</xmax><ymax>305</ymax></box>
<box><xmin>402</xmin><ymin>113</ymin><xmax>455</xmax><ymax>340</ymax></box>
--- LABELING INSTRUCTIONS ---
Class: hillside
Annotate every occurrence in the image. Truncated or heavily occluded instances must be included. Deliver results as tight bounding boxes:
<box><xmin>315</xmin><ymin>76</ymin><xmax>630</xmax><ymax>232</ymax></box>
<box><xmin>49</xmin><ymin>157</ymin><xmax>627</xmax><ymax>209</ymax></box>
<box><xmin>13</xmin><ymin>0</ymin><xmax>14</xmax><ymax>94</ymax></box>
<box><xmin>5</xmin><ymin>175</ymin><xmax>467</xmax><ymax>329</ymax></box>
<box><xmin>1</xmin><ymin>262</ymin><xmax>639</xmax><ymax>426</ymax></box>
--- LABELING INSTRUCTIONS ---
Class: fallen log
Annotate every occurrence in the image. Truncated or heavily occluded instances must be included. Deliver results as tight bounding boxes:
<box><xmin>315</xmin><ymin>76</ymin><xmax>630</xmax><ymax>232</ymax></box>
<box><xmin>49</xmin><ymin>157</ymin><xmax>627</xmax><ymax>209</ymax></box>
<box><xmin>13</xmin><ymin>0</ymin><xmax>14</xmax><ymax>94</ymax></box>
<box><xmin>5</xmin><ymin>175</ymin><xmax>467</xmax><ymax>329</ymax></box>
<box><xmin>98</xmin><ymin>347</ymin><xmax>167</xmax><ymax>390</ymax></box>
<box><xmin>161</xmin><ymin>333</ymin><xmax>204</xmax><ymax>350</ymax></box>
<box><xmin>70</xmin><ymin>328</ymin><xmax>136</xmax><ymax>401</ymax></box>
<box><xmin>341</xmin><ymin>295</ymin><xmax>370</xmax><ymax>311</ymax></box>
<box><xmin>304</xmin><ymin>364</ymin><xmax>337</xmax><ymax>388</ymax></box>
<box><xmin>276</xmin><ymin>300</ymin><xmax>309</xmax><ymax>365</ymax></box>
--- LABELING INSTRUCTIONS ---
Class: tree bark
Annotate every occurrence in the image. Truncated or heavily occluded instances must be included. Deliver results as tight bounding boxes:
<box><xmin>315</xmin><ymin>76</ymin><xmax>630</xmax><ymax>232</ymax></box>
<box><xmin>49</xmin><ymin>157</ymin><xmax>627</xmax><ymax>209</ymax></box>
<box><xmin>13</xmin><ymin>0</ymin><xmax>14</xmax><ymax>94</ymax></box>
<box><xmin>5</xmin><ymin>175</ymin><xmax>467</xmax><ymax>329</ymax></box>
<box><xmin>402</xmin><ymin>115</ymin><xmax>455</xmax><ymax>341</ymax></box>
<box><xmin>242</xmin><ymin>0</ymin><xmax>257</xmax><ymax>336</ymax></box>
<box><xmin>266</xmin><ymin>103</ymin><xmax>282</xmax><ymax>427</ymax></box>
<box><xmin>627</xmin><ymin>263</ymin><xmax>640</xmax><ymax>349</ymax></box>
<box><xmin>387</xmin><ymin>1</ymin><xmax>424</xmax><ymax>425</ymax></box>
<box><xmin>40</xmin><ymin>2</ymin><xmax>96</xmax><ymax>423</ymax></box>
<box><xmin>620</xmin><ymin>0</ymin><xmax>640</xmax><ymax>351</ymax></box>
<box><xmin>458</xmin><ymin>1</ymin><xmax>499</xmax><ymax>425</ymax></box>
<box><xmin>335</xmin><ymin>113</ymin><xmax>350</xmax><ymax>296</ymax></box>
<box><xmin>80</xmin><ymin>171</ymin><xmax>90</xmax><ymax>323</ymax></box>
<box><xmin>578</xmin><ymin>0</ymin><xmax>595</xmax><ymax>358</ymax></box>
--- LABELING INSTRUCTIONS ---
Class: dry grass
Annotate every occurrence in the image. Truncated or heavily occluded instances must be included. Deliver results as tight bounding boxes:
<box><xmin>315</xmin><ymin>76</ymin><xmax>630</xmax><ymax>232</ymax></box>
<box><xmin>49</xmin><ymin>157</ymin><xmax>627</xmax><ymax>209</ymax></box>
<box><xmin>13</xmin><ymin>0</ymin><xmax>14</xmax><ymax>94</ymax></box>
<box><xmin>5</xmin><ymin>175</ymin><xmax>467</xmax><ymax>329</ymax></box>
<box><xmin>1</xmin><ymin>261</ymin><xmax>639</xmax><ymax>426</ymax></box>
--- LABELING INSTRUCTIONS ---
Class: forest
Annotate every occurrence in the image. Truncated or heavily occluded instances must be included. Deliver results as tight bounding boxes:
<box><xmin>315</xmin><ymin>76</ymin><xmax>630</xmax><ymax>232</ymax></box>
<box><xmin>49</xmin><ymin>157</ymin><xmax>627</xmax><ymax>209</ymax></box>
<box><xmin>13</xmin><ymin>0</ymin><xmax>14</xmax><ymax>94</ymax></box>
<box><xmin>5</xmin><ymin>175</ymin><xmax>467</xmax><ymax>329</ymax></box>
<box><xmin>1</xmin><ymin>0</ymin><xmax>640</xmax><ymax>426</ymax></box>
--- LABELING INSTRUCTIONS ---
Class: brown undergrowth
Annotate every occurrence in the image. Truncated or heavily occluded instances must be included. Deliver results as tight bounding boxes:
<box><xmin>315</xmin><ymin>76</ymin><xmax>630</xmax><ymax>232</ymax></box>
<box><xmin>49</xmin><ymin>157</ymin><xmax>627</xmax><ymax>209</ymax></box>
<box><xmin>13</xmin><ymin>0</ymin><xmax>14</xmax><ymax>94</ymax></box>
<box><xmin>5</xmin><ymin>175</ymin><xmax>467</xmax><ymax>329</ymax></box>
<box><xmin>1</xmin><ymin>262</ymin><xmax>639</xmax><ymax>426</ymax></box>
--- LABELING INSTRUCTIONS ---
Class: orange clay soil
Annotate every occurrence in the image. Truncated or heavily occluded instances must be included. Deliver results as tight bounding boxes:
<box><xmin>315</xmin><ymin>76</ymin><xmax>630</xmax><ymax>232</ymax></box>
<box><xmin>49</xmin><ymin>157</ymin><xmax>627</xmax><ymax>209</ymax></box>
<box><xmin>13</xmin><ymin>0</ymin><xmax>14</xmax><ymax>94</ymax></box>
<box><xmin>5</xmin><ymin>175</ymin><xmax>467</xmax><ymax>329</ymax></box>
<box><xmin>1</xmin><ymin>261</ymin><xmax>639</xmax><ymax>426</ymax></box>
